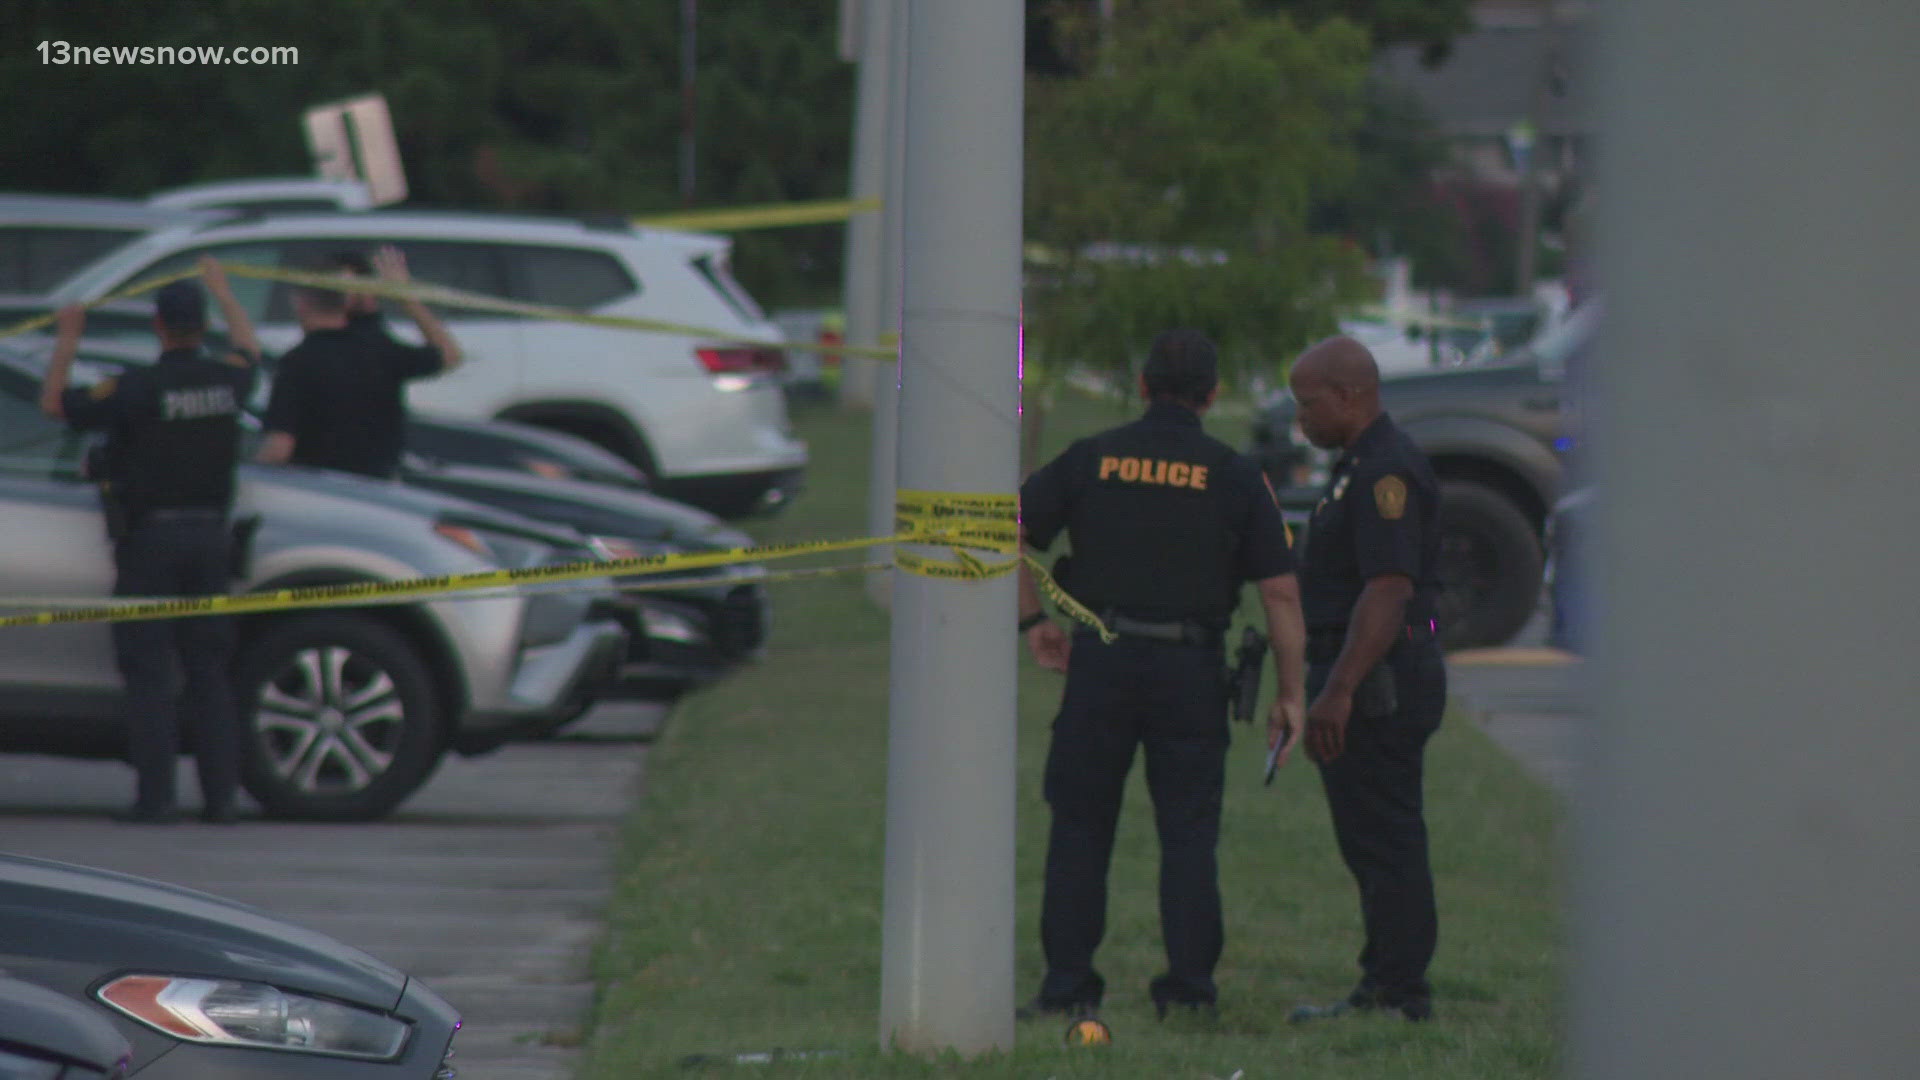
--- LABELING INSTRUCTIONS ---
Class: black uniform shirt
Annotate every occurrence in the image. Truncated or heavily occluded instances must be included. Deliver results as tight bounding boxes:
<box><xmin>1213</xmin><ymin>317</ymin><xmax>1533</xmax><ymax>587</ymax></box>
<box><xmin>61</xmin><ymin>346</ymin><xmax>255</xmax><ymax>512</ymax></box>
<box><xmin>347</xmin><ymin>310</ymin><xmax>443</xmax><ymax>375</ymax></box>
<box><xmin>1021</xmin><ymin>400</ymin><xmax>1295</xmax><ymax>626</ymax></box>
<box><xmin>1298</xmin><ymin>413</ymin><xmax>1441</xmax><ymax>629</ymax></box>
<box><xmin>262</xmin><ymin>320</ymin><xmax>440</xmax><ymax>479</ymax></box>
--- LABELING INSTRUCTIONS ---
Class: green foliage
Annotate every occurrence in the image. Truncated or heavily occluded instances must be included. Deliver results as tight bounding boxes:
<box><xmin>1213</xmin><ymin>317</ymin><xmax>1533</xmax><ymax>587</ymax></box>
<box><xmin>1310</xmin><ymin>79</ymin><xmax>1465</xmax><ymax>274</ymax></box>
<box><xmin>1024</xmin><ymin>0</ymin><xmax>1375</xmax><ymax>391</ymax></box>
<box><xmin>0</xmin><ymin>0</ymin><xmax>852</xmax><ymax>307</ymax></box>
<box><xmin>1252</xmin><ymin>0</ymin><xmax>1476</xmax><ymax>59</ymax></box>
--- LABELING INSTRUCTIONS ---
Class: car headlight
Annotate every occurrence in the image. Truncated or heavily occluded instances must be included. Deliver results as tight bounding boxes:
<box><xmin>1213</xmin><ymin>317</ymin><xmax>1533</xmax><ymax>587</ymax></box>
<box><xmin>434</xmin><ymin>520</ymin><xmax>551</xmax><ymax>569</ymax></box>
<box><xmin>587</xmin><ymin>535</ymin><xmax>668</xmax><ymax>563</ymax></box>
<box><xmin>637</xmin><ymin>600</ymin><xmax>707</xmax><ymax>644</ymax></box>
<box><xmin>97</xmin><ymin>975</ymin><xmax>409</xmax><ymax>1059</ymax></box>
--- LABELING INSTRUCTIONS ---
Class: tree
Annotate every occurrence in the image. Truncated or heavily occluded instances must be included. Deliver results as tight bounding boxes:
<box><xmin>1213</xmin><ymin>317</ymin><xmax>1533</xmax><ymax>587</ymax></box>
<box><xmin>1023</xmin><ymin>0</ymin><xmax>1374</xmax><ymax>423</ymax></box>
<box><xmin>1308</xmin><ymin>78</ymin><xmax>1465</xmax><ymax>287</ymax></box>
<box><xmin>1250</xmin><ymin>0</ymin><xmax>1474</xmax><ymax>62</ymax></box>
<box><xmin>0</xmin><ymin>0</ymin><xmax>852</xmax><ymax>307</ymax></box>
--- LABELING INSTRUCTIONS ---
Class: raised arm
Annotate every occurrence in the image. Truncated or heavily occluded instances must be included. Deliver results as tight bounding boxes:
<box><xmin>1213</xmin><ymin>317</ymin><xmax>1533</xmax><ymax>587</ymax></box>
<box><xmin>374</xmin><ymin>245</ymin><xmax>463</xmax><ymax>371</ymax></box>
<box><xmin>199</xmin><ymin>256</ymin><xmax>260</xmax><ymax>365</ymax></box>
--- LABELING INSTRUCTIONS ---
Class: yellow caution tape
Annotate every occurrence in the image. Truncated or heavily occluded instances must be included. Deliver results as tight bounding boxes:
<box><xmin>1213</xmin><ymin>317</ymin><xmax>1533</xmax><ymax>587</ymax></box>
<box><xmin>0</xmin><ymin>491</ymin><xmax>1114</xmax><ymax>642</ymax></box>
<box><xmin>634</xmin><ymin>196</ymin><xmax>881</xmax><ymax>233</ymax></box>
<box><xmin>224</xmin><ymin>263</ymin><xmax>903</xmax><ymax>361</ymax></box>
<box><xmin>0</xmin><ymin>263</ymin><xmax>900</xmax><ymax>363</ymax></box>
<box><xmin>0</xmin><ymin>266</ymin><xmax>205</xmax><ymax>342</ymax></box>
<box><xmin>892</xmin><ymin>489</ymin><xmax>1111</xmax><ymax>641</ymax></box>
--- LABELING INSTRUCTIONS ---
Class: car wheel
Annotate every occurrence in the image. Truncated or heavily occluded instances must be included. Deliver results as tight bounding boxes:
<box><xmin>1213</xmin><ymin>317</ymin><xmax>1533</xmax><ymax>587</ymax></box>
<box><xmin>236</xmin><ymin>615</ymin><xmax>443</xmax><ymax>821</ymax></box>
<box><xmin>1433</xmin><ymin>480</ymin><xmax>1545</xmax><ymax>650</ymax></box>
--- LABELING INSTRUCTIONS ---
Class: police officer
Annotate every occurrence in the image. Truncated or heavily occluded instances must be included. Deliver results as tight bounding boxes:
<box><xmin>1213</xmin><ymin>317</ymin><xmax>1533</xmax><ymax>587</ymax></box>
<box><xmin>1282</xmin><ymin>335</ymin><xmax>1446</xmax><ymax>1023</ymax></box>
<box><xmin>38</xmin><ymin>257</ymin><xmax>261</xmax><ymax>824</ymax></box>
<box><xmin>1015</xmin><ymin>328</ymin><xmax>1308</xmax><ymax>1020</ymax></box>
<box><xmin>257</xmin><ymin>245</ymin><xmax>462</xmax><ymax>478</ymax></box>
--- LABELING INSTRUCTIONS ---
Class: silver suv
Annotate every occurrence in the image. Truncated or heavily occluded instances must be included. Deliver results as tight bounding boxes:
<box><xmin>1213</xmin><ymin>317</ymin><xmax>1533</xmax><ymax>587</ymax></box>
<box><xmin>0</xmin><ymin>355</ymin><xmax>627</xmax><ymax>821</ymax></box>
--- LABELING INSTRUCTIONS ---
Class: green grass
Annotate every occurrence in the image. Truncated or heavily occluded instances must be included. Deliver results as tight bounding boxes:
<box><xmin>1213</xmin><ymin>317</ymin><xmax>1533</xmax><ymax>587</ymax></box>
<box><xmin>578</xmin><ymin>391</ymin><xmax>1562</xmax><ymax>1079</ymax></box>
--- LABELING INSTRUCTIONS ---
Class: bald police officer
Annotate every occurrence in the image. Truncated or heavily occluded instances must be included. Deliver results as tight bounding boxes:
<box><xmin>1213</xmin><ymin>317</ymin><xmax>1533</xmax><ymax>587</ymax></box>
<box><xmin>39</xmin><ymin>258</ymin><xmax>260</xmax><ymax>824</ymax></box>
<box><xmin>1283</xmin><ymin>335</ymin><xmax>1446</xmax><ymax>1023</ymax></box>
<box><xmin>1015</xmin><ymin>328</ymin><xmax>1308</xmax><ymax>1020</ymax></box>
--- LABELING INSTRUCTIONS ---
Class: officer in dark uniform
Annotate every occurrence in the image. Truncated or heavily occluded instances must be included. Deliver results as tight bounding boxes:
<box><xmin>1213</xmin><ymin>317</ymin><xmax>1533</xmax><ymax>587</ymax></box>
<box><xmin>1015</xmin><ymin>328</ymin><xmax>1308</xmax><ymax>1019</ymax></box>
<box><xmin>1282</xmin><ymin>335</ymin><xmax>1446</xmax><ymax>1023</ymax></box>
<box><xmin>257</xmin><ymin>245</ymin><xmax>461</xmax><ymax>479</ymax></box>
<box><xmin>39</xmin><ymin>258</ymin><xmax>261</xmax><ymax>824</ymax></box>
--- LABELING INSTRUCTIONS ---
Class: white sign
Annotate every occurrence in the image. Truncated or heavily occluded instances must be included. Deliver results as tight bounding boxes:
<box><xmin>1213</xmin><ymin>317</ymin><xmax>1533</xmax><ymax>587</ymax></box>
<box><xmin>302</xmin><ymin>93</ymin><xmax>408</xmax><ymax>206</ymax></box>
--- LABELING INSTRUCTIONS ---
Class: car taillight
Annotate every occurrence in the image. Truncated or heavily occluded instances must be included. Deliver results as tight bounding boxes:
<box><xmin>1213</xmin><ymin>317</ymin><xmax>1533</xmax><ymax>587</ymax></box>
<box><xmin>695</xmin><ymin>346</ymin><xmax>787</xmax><ymax>376</ymax></box>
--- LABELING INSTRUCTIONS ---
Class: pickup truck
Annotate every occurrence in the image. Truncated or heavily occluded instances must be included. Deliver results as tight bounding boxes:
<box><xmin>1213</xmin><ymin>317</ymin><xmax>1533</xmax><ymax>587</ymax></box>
<box><xmin>1251</xmin><ymin>305</ymin><xmax>1594</xmax><ymax>649</ymax></box>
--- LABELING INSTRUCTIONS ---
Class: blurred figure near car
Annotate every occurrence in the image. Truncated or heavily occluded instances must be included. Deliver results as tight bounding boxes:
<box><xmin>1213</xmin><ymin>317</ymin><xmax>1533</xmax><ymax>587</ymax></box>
<box><xmin>257</xmin><ymin>246</ymin><xmax>462</xmax><ymax>479</ymax></box>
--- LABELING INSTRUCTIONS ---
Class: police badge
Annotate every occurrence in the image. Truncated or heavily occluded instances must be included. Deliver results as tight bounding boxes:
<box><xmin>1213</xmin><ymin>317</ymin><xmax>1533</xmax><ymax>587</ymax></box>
<box><xmin>1374</xmin><ymin>475</ymin><xmax>1408</xmax><ymax>520</ymax></box>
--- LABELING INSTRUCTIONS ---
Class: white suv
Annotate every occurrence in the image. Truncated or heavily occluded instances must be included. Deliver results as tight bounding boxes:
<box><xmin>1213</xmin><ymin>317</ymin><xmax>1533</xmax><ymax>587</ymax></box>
<box><xmin>50</xmin><ymin>210</ymin><xmax>807</xmax><ymax>517</ymax></box>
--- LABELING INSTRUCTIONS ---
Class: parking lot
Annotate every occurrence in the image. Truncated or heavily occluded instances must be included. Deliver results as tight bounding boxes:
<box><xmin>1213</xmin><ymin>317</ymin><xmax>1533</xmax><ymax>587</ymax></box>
<box><xmin>0</xmin><ymin>701</ymin><xmax>662</xmax><ymax>1080</ymax></box>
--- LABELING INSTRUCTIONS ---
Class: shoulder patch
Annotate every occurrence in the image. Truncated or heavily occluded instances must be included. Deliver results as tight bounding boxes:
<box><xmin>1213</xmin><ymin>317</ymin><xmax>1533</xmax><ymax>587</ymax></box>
<box><xmin>1374</xmin><ymin>475</ymin><xmax>1408</xmax><ymax>519</ymax></box>
<box><xmin>88</xmin><ymin>377</ymin><xmax>119</xmax><ymax>401</ymax></box>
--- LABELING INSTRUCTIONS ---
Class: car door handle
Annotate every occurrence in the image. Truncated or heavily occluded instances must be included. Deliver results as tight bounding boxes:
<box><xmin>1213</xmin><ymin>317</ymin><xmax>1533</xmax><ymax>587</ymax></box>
<box><xmin>1524</xmin><ymin>395</ymin><xmax>1559</xmax><ymax>411</ymax></box>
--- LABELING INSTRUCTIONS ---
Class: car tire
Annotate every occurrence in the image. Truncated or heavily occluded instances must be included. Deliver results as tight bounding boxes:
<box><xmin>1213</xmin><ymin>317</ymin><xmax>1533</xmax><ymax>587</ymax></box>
<box><xmin>236</xmin><ymin>615</ymin><xmax>443</xmax><ymax>821</ymax></box>
<box><xmin>1433</xmin><ymin>480</ymin><xmax>1545</xmax><ymax>650</ymax></box>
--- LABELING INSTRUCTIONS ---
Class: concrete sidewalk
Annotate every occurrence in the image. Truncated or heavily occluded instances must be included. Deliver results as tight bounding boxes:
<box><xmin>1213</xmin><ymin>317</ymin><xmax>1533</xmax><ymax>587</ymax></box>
<box><xmin>1448</xmin><ymin>641</ymin><xmax>1586</xmax><ymax>798</ymax></box>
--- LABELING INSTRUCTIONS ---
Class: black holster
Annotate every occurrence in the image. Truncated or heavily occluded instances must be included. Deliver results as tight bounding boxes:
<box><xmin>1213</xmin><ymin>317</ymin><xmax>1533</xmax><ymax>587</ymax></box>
<box><xmin>229</xmin><ymin>514</ymin><xmax>262</xmax><ymax>581</ymax></box>
<box><xmin>1226</xmin><ymin>626</ymin><xmax>1267</xmax><ymax>723</ymax></box>
<box><xmin>1353</xmin><ymin>662</ymin><xmax>1399</xmax><ymax>718</ymax></box>
<box><xmin>98</xmin><ymin>482</ymin><xmax>131</xmax><ymax>543</ymax></box>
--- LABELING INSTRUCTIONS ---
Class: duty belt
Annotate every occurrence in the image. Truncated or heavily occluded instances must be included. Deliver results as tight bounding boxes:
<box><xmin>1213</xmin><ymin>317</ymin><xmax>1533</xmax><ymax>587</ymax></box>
<box><xmin>1097</xmin><ymin>611</ymin><xmax>1224</xmax><ymax>649</ymax></box>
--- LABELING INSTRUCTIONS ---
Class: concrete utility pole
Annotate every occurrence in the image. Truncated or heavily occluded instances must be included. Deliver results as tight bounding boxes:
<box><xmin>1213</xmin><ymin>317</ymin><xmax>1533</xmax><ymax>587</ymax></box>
<box><xmin>1575</xmin><ymin>3</ymin><xmax>1920</xmax><ymax>1078</ymax></box>
<box><xmin>863</xmin><ymin>0</ymin><xmax>910</xmax><ymax>604</ymax></box>
<box><xmin>878</xmin><ymin>0</ymin><xmax>1023</xmax><ymax>1056</ymax></box>
<box><xmin>840</xmin><ymin>0</ymin><xmax>892</xmax><ymax>409</ymax></box>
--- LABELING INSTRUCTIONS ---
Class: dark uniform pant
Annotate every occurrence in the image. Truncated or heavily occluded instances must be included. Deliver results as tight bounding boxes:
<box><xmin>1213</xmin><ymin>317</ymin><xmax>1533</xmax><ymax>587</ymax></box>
<box><xmin>1308</xmin><ymin>635</ymin><xmax>1446</xmax><ymax>1006</ymax></box>
<box><xmin>1038</xmin><ymin>630</ymin><xmax>1228</xmax><ymax>1008</ymax></box>
<box><xmin>112</xmin><ymin>514</ymin><xmax>239</xmax><ymax>813</ymax></box>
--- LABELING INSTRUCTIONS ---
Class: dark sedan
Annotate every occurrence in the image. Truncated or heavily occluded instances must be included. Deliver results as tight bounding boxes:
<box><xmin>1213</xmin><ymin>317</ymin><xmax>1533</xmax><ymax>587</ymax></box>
<box><xmin>406</xmin><ymin>462</ymin><xmax>770</xmax><ymax>701</ymax></box>
<box><xmin>0</xmin><ymin>974</ymin><xmax>132</xmax><ymax>1078</ymax></box>
<box><xmin>0</xmin><ymin>853</ymin><xmax>459</xmax><ymax>1078</ymax></box>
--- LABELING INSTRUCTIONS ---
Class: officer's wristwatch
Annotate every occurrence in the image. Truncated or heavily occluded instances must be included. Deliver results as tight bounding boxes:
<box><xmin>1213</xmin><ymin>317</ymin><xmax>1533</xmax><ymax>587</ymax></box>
<box><xmin>1017</xmin><ymin>611</ymin><xmax>1048</xmax><ymax>633</ymax></box>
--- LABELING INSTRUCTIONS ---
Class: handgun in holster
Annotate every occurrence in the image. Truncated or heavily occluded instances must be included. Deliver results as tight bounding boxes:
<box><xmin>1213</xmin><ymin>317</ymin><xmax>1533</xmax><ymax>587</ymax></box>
<box><xmin>1353</xmin><ymin>662</ymin><xmax>1399</xmax><ymax>718</ymax></box>
<box><xmin>229</xmin><ymin>515</ymin><xmax>262</xmax><ymax>581</ymax></box>
<box><xmin>1227</xmin><ymin>626</ymin><xmax>1268</xmax><ymax>723</ymax></box>
<box><xmin>87</xmin><ymin>445</ymin><xmax>131</xmax><ymax>542</ymax></box>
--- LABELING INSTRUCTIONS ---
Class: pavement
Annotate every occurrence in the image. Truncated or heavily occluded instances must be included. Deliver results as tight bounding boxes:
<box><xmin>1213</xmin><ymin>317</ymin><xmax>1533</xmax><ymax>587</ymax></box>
<box><xmin>0</xmin><ymin>700</ymin><xmax>664</xmax><ymax>1080</ymax></box>
<box><xmin>1446</xmin><ymin>609</ymin><xmax>1586</xmax><ymax>797</ymax></box>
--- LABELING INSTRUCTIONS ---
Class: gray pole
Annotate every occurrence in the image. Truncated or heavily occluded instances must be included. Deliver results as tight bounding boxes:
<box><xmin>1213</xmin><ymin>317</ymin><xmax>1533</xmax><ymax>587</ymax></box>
<box><xmin>840</xmin><ymin>0</ymin><xmax>891</xmax><ymax>410</ymax></box>
<box><xmin>1576</xmin><ymin>3</ymin><xmax>1920</xmax><ymax>1078</ymax></box>
<box><xmin>878</xmin><ymin>0</ymin><xmax>1023</xmax><ymax>1055</ymax></box>
<box><xmin>863</xmin><ymin>0</ymin><xmax>910</xmax><ymax>604</ymax></box>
